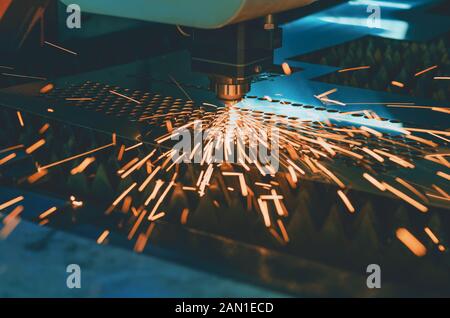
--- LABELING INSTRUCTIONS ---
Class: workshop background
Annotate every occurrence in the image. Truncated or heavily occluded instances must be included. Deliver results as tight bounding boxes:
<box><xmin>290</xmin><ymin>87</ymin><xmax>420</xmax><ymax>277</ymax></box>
<box><xmin>0</xmin><ymin>0</ymin><xmax>449</xmax><ymax>297</ymax></box>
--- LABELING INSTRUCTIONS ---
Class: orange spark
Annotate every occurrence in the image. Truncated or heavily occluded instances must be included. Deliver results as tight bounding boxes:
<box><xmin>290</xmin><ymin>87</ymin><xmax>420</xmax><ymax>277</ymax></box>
<box><xmin>360</xmin><ymin>126</ymin><xmax>382</xmax><ymax>138</ymax></box>
<box><xmin>27</xmin><ymin>169</ymin><xmax>48</xmax><ymax>184</ymax></box>
<box><xmin>39</xmin><ymin>219</ymin><xmax>49</xmax><ymax>226</ymax></box>
<box><xmin>255</xmin><ymin>182</ymin><xmax>272</xmax><ymax>188</ymax></box>
<box><xmin>337</xmin><ymin>190</ymin><xmax>355</xmax><ymax>213</ymax></box>
<box><xmin>0</xmin><ymin>144</ymin><xmax>23</xmax><ymax>154</ymax></box>
<box><xmin>396</xmin><ymin>228</ymin><xmax>427</xmax><ymax>257</ymax></box>
<box><xmin>432</xmin><ymin>184</ymin><xmax>449</xmax><ymax>198</ymax></box>
<box><xmin>414</xmin><ymin>65</ymin><xmax>437</xmax><ymax>77</ymax></box>
<box><xmin>0</xmin><ymin>196</ymin><xmax>24</xmax><ymax>210</ymax></box>
<box><xmin>391</xmin><ymin>81</ymin><xmax>405</xmax><ymax>88</ymax></box>
<box><xmin>180</xmin><ymin>208</ymin><xmax>190</xmax><ymax>225</ymax></box>
<box><xmin>70</xmin><ymin>157</ymin><xmax>95</xmax><ymax>175</ymax></box>
<box><xmin>117</xmin><ymin>158</ymin><xmax>139</xmax><ymax>175</ymax></box>
<box><xmin>0</xmin><ymin>153</ymin><xmax>16</xmax><ymax>166</ymax></box>
<box><xmin>362</xmin><ymin>173</ymin><xmax>386</xmax><ymax>191</ymax></box>
<box><xmin>70</xmin><ymin>196</ymin><xmax>83</xmax><ymax>208</ymax></box>
<box><xmin>405</xmin><ymin>134</ymin><xmax>438</xmax><ymax>148</ymax></box>
<box><xmin>257</xmin><ymin>198</ymin><xmax>271</xmax><ymax>227</ymax></box>
<box><xmin>222</xmin><ymin>172</ymin><xmax>248</xmax><ymax>196</ymax></box>
<box><xmin>281</xmin><ymin>62</ymin><xmax>292</xmax><ymax>76</ymax></box>
<box><xmin>287</xmin><ymin>159</ymin><xmax>306</xmax><ymax>175</ymax></box>
<box><xmin>269</xmin><ymin>228</ymin><xmax>285</xmax><ymax>245</ymax></box>
<box><xmin>117</xmin><ymin>145</ymin><xmax>126</xmax><ymax>161</ymax></box>
<box><xmin>139</xmin><ymin>166</ymin><xmax>161</xmax><ymax>192</ymax></box>
<box><xmin>395</xmin><ymin>177</ymin><xmax>428</xmax><ymax>203</ymax></box>
<box><xmin>96</xmin><ymin>230</ymin><xmax>110</xmax><ymax>244</ymax></box>
<box><xmin>361</xmin><ymin>147</ymin><xmax>384</xmax><ymax>162</ymax></box>
<box><xmin>112</xmin><ymin>182</ymin><xmax>137</xmax><ymax>207</ymax></box>
<box><xmin>320</xmin><ymin>97</ymin><xmax>346</xmax><ymax>106</ymax></box>
<box><xmin>16</xmin><ymin>111</ymin><xmax>24</xmax><ymax>127</ymax></box>
<box><xmin>316</xmin><ymin>88</ymin><xmax>337</xmax><ymax>99</ymax></box>
<box><xmin>268</xmin><ymin>190</ymin><xmax>285</xmax><ymax>216</ymax></box>
<box><xmin>0</xmin><ymin>216</ymin><xmax>20</xmax><ymax>239</ymax></box>
<box><xmin>426</xmin><ymin>193</ymin><xmax>450</xmax><ymax>201</ymax></box>
<box><xmin>424</xmin><ymin>227</ymin><xmax>439</xmax><ymax>244</ymax></box>
<box><xmin>277</xmin><ymin>219</ymin><xmax>290</xmax><ymax>243</ymax></box>
<box><xmin>287</xmin><ymin>166</ymin><xmax>298</xmax><ymax>184</ymax></box>
<box><xmin>39</xmin><ymin>207</ymin><xmax>57</xmax><ymax>219</ymax></box>
<box><xmin>121</xmin><ymin>151</ymin><xmax>155</xmax><ymax>179</ymax></box>
<box><xmin>149</xmin><ymin>211</ymin><xmax>166</xmax><ymax>222</ymax></box>
<box><xmin>39</xmin><ymin>123</ymin><xmax>50</xmax><ymax>134</ymax></box>
<box><xmin>124</xmin><ymin>142</ymin><xmax>143</xmax><ymax>152</ymax></box>
<box><xmin>437</xmin><ymin>171</ymin><xmax>450</xmax><ymax>181</ymax></box>
<box><xmin>134</xmin><ymin>223</ymin><xmax>155</xmax><ymax>253</ymax></box>
<box><xmin>405</xmin><ymin>128</ymin><xmax>450</xmax><ymax>136</ymax></box>
<box><xmin>314</xmin><ymin>160</ymin><xmax>345</xmax><ymax>189</ymax></box>
<box><xmin>373</xmin><ymin>149</ymin><xmax>414</xmax><ymax>168</ymax></box>
<box><xmin>145</xmin><ymin>181</ymin><xmax>164</xmax><ymax>206</ymax></box>
<box><xmin>25</xmin><ymin>139</ymin><xmax>45</xmax><ymax>154</ymax></box>
<box><xmin>39</xmin><ymin>83</ymin><xmax>54</xmax><ymax>94</ymax></box>
<box><xmin>128</xmin><ymin>209</ymin><xmax>147</xmax><ymax>240</ymax></box>
<box><xmin>432</xmin><ymin>107</ymin><xmax>450</xmax><ymax>114</ymax></box>
<box><xmin>383</xmin><ymin>182</ymin><xmax>428</xmax><ymax>213</ymax></box>
<box><xmin>121</xmin><ymin>196</ymin><xmax>132</xmax><ymax>213</ymax></box>
<box><xmin>147</xmin><ymin>181</ymin><xmax>175</xmax><ymax>219</ymax></box>
<box><xmin>338</xmin><ymin>65</ymin><xmax>370</xmax><ymax>73</ymax></box>
<box><xmin>3</xmin><ymin>205</ymin><xmax>24</xmax><ymax>224</ymax></box>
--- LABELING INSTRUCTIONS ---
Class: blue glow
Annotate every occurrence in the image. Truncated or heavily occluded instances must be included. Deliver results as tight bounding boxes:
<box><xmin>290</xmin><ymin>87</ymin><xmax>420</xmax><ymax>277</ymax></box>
<box><xmin>348</xmin><ymin>0</ymin><xmax>412</xmax><ymax>10</ymax></box>
<box><xmin>318</xmin><ymin>16</ymin><xmax>409</xmax><ymax>40</ymax></box>
<box><xmin>237</xmin><ymin>98</ymin><xmax>406</xmax><ymax>135</ymax></box>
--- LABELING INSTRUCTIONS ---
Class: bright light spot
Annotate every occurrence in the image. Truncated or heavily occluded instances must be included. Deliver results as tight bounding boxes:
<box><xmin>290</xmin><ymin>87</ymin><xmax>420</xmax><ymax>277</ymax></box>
<box><xmin>348</xmin><ymin>0</ymin><xmax>412</xmax><ymax>10</ymax></box>
<box><xmin>319</xmin><ymin>16</ymin><xmax>409</xmax><ymax>40</ymax></box>
<box><xmin>237</xmin><ymin>98</ymin><xmax>405</xmax><ymax>135</ymax></box>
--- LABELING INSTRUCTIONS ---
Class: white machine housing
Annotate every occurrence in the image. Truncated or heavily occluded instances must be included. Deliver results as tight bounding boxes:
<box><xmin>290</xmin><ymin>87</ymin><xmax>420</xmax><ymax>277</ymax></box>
<box><xmin>61</xmin><ymin>0</ymin><xmax>315</xmax><ymax>29</ymax></box>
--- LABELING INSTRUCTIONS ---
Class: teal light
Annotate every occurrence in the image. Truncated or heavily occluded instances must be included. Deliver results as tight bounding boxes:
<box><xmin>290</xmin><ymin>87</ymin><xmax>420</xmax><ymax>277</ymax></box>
<box><xmin>348</xmin><ymin>0</ymin><xmax>413</xmax><ymax>10</ymax></box>
<box><xmin>318</xmin><ymin>16</ymin><xmax>409</xmax><ymax>40</ymax></box>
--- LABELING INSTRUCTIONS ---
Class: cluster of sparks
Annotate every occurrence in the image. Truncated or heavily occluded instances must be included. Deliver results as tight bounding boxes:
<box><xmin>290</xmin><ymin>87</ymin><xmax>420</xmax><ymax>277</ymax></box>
<box><xmin>0</xmin><ymin>43</ymin><xmax>449</xmax><ymax>259</ymax></box>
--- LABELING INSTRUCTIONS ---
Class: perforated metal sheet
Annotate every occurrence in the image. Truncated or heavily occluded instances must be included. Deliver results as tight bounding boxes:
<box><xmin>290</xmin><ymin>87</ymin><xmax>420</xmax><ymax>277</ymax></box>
<box><xmin>41</xmin><ymin>81</ymin><xmax>438</xmax><ymax>173</ymax></box>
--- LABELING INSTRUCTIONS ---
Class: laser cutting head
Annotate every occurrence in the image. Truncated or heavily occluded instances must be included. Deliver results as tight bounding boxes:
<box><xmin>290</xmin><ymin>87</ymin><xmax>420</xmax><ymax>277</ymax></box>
<box><xmin>60</xmin><ymin>0</ymin><xmax>315</xmax><ymax>101</ymax></box>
